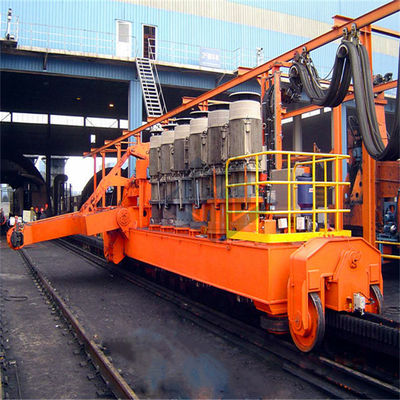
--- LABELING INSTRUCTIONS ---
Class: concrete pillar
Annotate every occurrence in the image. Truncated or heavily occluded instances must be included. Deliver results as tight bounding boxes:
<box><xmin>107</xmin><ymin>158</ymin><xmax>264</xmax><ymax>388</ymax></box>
<box><xmin>45</xmin><ymin>152</ymin><xmax>52</xmax><ymax>212</ymax></box>
<box><xmin>293</xmin><ymin>115</ymin><xmax>302</xmax><ymax>151</ymax></box>
<box><xmin>45</xmin><ymin>154</ymin><xmax>51</xmax><ymax>194</ymax></box>
<box><xmin>128</xmin><ymin>79</ymin><xmax>142</xmax><ymax>177</ymax></box>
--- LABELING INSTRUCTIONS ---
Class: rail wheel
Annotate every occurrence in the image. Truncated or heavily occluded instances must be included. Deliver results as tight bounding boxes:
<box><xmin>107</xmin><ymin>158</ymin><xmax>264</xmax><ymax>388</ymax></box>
<box><xmin>289</xmin><ymin>292</ymin><xmax>325</xmax><ymax>352</ymax></box>
<box><xmin>370</xmin><ymin>284</ymin><xmax>383</xmax><ymax>314</ymax></box>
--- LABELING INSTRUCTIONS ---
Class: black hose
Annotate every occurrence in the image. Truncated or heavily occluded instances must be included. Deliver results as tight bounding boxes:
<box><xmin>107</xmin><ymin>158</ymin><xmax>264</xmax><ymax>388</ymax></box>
<box><xmin>290</xmin><ymin>45</ymin><xmax>352</xmax><ymax>108</ymax></box>
<box><xmin>345</xmin><ymin>40</ymin><xmax>399</xmax><ymax>161</ymax></box>
<box><xmin>292</xmin><ymin>40</ymin><xmax>399</xmax><ymax>161</ymax></box>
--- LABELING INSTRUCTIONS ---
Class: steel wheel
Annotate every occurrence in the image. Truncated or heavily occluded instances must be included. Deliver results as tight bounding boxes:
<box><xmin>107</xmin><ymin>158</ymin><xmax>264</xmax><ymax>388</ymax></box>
<box><xmin>370</xmin><ymin>284</ymin><xmax>383</xmax><ymax>314</ymax></box>
<box><xmin>289</xmin><ymin>292</ymin><xmax>325</xmax><ymax>352</ymax></box>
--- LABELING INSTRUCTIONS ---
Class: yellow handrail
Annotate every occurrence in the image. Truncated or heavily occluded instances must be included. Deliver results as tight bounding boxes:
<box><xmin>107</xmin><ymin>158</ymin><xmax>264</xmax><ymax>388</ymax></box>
<box><xmin>225</xmin><ymin>150</ymin><xmax>351</xmax><ymax>244</ymax></box>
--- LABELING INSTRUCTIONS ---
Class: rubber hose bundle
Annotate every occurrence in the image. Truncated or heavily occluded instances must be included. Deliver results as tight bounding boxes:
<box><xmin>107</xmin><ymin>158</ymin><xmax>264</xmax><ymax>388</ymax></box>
<box><xmin>289</xmin><ymin>45</ymin><xmax>352</xmax><ymax>108</ymax></box>
<box><xmin>290</xmin><ymin>41</ymin><xmax>399</xmax><ymax>161</ymax></box>
<box><xmin>344</xmin><ymin>40</ymin><xmax>399</xmax><ymax>161</ymax></box>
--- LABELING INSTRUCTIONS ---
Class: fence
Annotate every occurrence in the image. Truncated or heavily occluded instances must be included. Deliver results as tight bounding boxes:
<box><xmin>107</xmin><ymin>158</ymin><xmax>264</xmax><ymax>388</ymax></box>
<box><xmin>1</xmin><ymin>14</ymin><xmax>262</xmax><ymax>70</ymax></box>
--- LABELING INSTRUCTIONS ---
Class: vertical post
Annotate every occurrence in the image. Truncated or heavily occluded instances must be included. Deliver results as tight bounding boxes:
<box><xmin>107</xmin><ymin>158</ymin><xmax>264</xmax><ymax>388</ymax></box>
<box><xmin>255</xmin><ymin>155</ymin><xmax>259</xmax><ymax>234</ymax></box>
<box><xmin>273</xmin><ymin>67</ymin><xmax>282</xmax><ymax>169</ymax></box>
<box><xmin>116</xmin><ymin>144</ymin><xmax>121</xmax><ymax>204</ymax></box>
<box><xmin>332</xmin><ymin>105</ymin><xmax>343</xmax><ymax>230</ymax></box>
<box><xmin>128</xmin><ymin>79</ymin><xmax>143</xmax><ymax>177</ymax></box>
<box><xmin>360</xmin><ymin>24</ymin><xmax>376</xmax><ymax>245</ymax></box>
<box><xmin>293</xmin><ymin>115</ymin><xmax>302</xmax><ymax>151</ymax></box>
<box><xmin>225</xmin><ymin>160</ymin><xmax>230</xmax><ymax>236</ymax></box>
<box><xmin>324</xmin><ymin>160</ymin><xmax>327</xmax><ymax>232</ymax></box>
<box><xmin>312</xmin><ymin>155</ymin><xmax>316</xmax><ymax>232</ymax></box>
<box><xmin>340</xmin><ymin>104</ymin><xmax>347</xmax><ymax>181</ymax></box>
<box><xmin>101</xmin><ymin>152</ymin><xmax>106</xmax><ymax>207</ymax></box>
<box><xmin>46</xmin><ymin>113</ymin><xmax>52</xmax><ymax>214</ymax></box>
<box><xmin>287</xmin><ymin>154</ymin><xmax>291</xmax><ymax>233</ymax></box>
<box><xmin>259</xmin><ymin>74</ymin><xmax>267</xmax><ymax>146</ymax></box>
<box><xmin>93</xmin><ymin>154</ymin><xmax>97</xmax><ymax>193</ymax></box>
<box><xmin>45</xmin><ymin>152</ymin><xmax>51</xmax><ymax>210</ymax></box>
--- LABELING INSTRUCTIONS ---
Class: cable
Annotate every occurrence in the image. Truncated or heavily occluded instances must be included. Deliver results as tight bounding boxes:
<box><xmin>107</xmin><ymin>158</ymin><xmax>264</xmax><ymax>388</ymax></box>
<box><xmin>290</xmin><ymin>39</ymin><xmax>399</xmax><ymax>161</ymax></box>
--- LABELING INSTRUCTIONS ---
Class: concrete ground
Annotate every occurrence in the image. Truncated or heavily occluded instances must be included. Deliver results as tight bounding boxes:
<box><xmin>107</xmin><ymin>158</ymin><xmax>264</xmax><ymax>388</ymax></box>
<box><xmin>0</xmin><ymin>239</ymin><xmax>107</xmax><ymax>399</ymax></box>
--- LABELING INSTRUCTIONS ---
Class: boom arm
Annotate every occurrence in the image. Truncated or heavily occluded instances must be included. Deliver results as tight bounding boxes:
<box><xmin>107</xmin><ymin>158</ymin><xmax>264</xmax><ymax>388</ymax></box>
<box><xmin>7</xmin><ymin>144</ymin><xmax>149</xmax><ymax>250</ymax></box>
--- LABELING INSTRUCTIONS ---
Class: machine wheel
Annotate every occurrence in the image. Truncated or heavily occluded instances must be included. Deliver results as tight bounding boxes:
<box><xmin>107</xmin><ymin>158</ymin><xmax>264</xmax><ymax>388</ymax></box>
<box><xmin>289</xmin><ymin>292</ymin><xmax>325</xmax><ymax>352</ymax></box>
<box><xmin>370</xmin><ymin>284</ymin><xmax>383</xmax><ymax>314</ymax></box>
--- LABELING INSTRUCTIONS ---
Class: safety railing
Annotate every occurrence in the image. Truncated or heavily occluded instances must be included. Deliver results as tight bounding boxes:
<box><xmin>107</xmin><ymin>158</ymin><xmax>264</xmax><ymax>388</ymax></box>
<box><xmin>0</xmin><ymin>15</ymin><xmax>137</xmax><ymax>59</ymax></box>
<box><xmin>375</xmin><ymin>240</ymin><xmax>400</xmax><ymax>260</ymax></box>
<box><xmin>225</xmin><ymin>150</ymin><xmax>351</xmax><ymax>243</ymax></box>
<box><xmin>147</xmin><ymin>37</ymin><xmax>262</xmax><ymax>71</ymax></box>
<box><xmin>1</xmin><ymin>13</ymin><xmax>270</xmax><ymax>70</ymax></box>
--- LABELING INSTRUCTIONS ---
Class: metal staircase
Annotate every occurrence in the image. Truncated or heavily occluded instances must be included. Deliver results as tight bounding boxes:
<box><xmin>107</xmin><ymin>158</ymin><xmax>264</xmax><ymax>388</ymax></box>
<box><xmin>136</xmin><ymin>57</ymin><xmax>166</xmax><ymax>118</ymax></box>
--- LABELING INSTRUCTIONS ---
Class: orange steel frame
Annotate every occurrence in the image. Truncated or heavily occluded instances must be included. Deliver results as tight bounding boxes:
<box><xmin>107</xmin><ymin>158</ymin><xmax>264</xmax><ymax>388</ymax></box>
<box><xmin>7</xmin><ymin>2</ymin><xmax>398</xmax><ymax>351</ymax></box>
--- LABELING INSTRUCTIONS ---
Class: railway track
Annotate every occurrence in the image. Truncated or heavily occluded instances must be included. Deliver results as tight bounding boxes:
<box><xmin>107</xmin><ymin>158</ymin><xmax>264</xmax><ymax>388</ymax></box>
<box><xmin>56</xmin><ymin>237</ymin><xmax>399</xmax><ymax>399</ymax></box>
<box><xmin>18</xmin><ymin>248</ymin><xmax>138</xmax><ymax>400</ymax></box>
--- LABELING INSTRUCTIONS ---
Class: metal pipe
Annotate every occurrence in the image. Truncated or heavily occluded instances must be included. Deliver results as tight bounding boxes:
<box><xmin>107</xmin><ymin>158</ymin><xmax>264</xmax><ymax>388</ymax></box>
<box><xmin>101</xmin><ymin>152</ymin><xmax>105</xmax><ymax>207</ymax></box>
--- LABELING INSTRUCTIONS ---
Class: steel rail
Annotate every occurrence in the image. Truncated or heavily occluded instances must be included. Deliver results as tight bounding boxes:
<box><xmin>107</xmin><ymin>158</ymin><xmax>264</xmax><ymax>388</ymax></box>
<box><xmin>56</xmin><ymin>237</ymin><xmax>400</xmax><ymax>399</ymax></box>
<box><xmin>87</xmin><ymin>0</ymin><xmax>400</xmax><ymax>157</ymax></box>
<box><xmin>19</xmin><ymin>249</ymin><xmax>138</xmax><ymax>400</ymax></box>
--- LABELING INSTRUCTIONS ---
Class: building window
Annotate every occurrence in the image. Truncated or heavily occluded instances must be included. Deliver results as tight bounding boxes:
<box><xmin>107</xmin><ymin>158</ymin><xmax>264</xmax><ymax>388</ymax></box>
<box><xmin>143</xmin><ymin>24</ymin><xmax>156</xmax><ymax>59</ymax></box>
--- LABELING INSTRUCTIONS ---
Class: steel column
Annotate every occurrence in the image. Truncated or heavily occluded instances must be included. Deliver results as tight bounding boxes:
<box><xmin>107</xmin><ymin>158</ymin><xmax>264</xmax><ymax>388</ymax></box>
<box><xmin>360</xmin><ymin>24</ymin><xmax>376</xmax><ymax>246</ymax></box>
<box><xmin>128</xmin><ymin>79</ymin><xmax>142</xmax><ymax>177</ymax></box>
<box><xmin>332</xmin><ymin>105</ymin><xmax>343</xmax><ymax>230</ymax></box>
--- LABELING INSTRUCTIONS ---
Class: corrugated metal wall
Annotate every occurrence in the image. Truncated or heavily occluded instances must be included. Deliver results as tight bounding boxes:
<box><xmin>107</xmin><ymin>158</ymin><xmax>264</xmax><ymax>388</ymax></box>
<box><xmin>0</xmin><ymin>0</ymin><xmax>398</xmax><ymax>75</ymax></box>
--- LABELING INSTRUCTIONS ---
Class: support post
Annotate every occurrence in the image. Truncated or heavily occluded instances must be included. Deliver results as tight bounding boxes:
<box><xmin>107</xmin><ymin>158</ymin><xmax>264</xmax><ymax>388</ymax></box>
<box><xmin>45</xmin><ymin>152</ymin><xmax>51</xmax><ymax>209</ymax></box>
<box><xmin>128</xmin><ymin>79</ymin><xmax>143</xmax><ymax>177</ymax></box>
<box><xmin>360</xmin><ymin>24</ymin><xmax>376</xmax><ymax>246</ymax></box>
<box><xmin>293</xmin><ymin>115</ymin><xmax>302</xmax><ymax>151</ymax></box>
<box><xmin>273</xmin><ymin>67</ymin><xmax>282</xmax><ymax>169</ymax></box>
<box><xmin>116</xmin><ymin>144</ymin><xmax>121</xmax><ymax>204</ymax></box>
<box><xmin>101</xmin><ymin>152</ymin><xmax>106</xmax><ymax>207</ymax></box>
<box><xmin>332</xmin><ymin>105</ymin><xmax>343</xmax><ymax>230</ymax></box>
<box><xmin>93</xmin><ymin>154</ymin><xmax>97</xmax><ymax>193</ymax></box>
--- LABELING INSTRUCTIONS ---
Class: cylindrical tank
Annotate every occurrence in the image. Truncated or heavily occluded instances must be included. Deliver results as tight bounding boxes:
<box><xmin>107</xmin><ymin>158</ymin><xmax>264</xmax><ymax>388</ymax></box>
<box><xmin>160</xmin><ymin>130</ymin><xmax>175</xmax><ymax>174</ymax></box>
<box><xmin>207</xmin><ymin>102</ymin><xmax>230</xmax><ymax>166</ymax></box>
<box><xmin>173</xmin><ymin>118</ymin><xmax>191</xmax><ymax>172</ymax></box>
<box><xmin>297</xmin><ymin>169</ymin><xmax>313</xmax><ymax>210</ymax></box>
<box><xmin>149</xmin><ymin>133</ymin><xmax>163</xmax><ymax>225</ymax></box>
<box><xmin>188</xmin><ymin>111</ymin><xmax>208</xmax><ymax>170</ymax></box>
<box><xmin>228</xmin><ymin>92</ymin><xmax>262</xmax><ymax>158</ymax></box>
<box><xmin>149</xmin><ymin>135</ymin><xmax>162</xmax><ymax>177</ymax></box>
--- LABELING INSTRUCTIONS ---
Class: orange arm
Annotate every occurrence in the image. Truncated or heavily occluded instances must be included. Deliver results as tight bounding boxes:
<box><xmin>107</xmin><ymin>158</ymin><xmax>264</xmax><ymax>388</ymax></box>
<box><xmin>7</xmin><ymin>208</ymin><xmax>123</xmax><ymax>249</ymax></box>
<box><xmin>7</xmin><ymin>143</ymin><xmax>149</xmax><ymax>250</ymax></box>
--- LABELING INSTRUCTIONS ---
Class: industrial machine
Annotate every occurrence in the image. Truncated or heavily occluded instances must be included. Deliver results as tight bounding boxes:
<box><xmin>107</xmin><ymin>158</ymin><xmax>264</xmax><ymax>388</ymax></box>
<box><xmin>7</xmin><ymin>2</ymin><xmax>399</xmax><ymax>352</ymax></box>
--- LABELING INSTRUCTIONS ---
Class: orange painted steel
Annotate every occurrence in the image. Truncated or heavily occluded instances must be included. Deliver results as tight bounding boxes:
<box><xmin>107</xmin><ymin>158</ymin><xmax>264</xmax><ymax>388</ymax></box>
<box><xmin>273</xmin><ymin>67</ymin><xmax>283</xmax><ymax>169</ymax></box>
<box><xmin>124</xmin><ymin>228</ymin><xmax>299</xmax><ymax>315</ymax></box>
<box><xmin>287</xmin><ymin>236</ymin><xmax>382</xmax><ymax>349</ymax></box>
<box><xmin>332</xmin><ymin>106</ymin><xmax>344</xmax><ymax>231</ymax></box>
<box><xmin>86</xmin><ymin>0</ymin><xmax>399</xmax><ymax>157</ymax></box>
<box><xmin>359</xmin><ymin>20</ymin><xmax>377</xmax><ymax>246</ymax></box>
